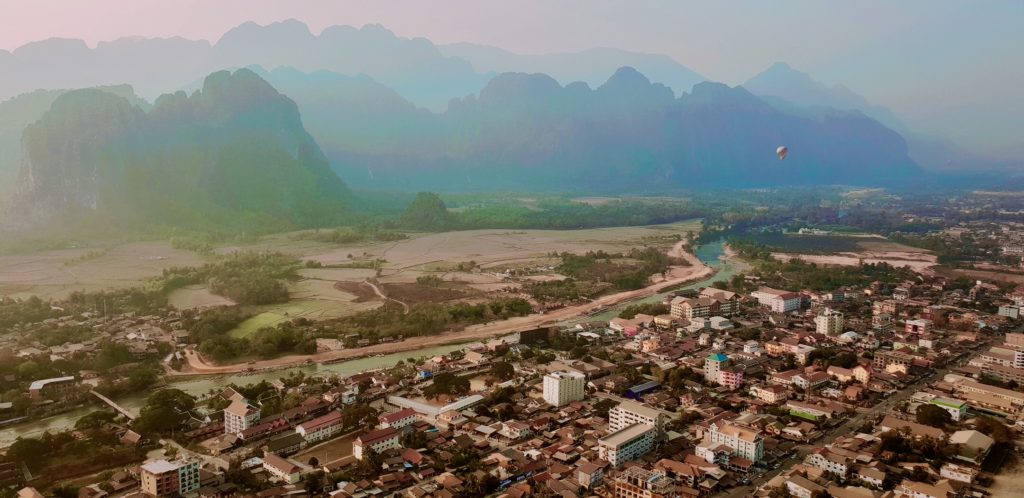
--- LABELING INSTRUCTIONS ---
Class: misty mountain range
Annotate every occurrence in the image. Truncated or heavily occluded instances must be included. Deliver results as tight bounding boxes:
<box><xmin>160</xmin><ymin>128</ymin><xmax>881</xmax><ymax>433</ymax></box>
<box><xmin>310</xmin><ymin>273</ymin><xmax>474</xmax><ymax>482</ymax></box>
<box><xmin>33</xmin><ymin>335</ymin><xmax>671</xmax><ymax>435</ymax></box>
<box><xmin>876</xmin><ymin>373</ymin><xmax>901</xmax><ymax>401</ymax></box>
<box><xmin>0</xmin><ymin>19</ymin><xmax>1004</xmax><ymax>230</ymax></box>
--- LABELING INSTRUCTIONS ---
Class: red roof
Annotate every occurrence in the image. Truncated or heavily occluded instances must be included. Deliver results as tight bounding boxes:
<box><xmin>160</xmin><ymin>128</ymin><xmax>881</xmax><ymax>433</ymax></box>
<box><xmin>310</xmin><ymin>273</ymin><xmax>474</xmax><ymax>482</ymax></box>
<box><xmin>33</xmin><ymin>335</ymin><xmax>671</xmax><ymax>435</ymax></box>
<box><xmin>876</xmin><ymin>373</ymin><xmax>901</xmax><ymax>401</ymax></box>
<box><xmin>356</xmin><ymin>427</ymin><xmax>398</xmax><ymax>446</ymax></box>
<box><xmin>380</xmin><ymin>408</ymin><xmax>417</xmax><ymax>424</ymax></box>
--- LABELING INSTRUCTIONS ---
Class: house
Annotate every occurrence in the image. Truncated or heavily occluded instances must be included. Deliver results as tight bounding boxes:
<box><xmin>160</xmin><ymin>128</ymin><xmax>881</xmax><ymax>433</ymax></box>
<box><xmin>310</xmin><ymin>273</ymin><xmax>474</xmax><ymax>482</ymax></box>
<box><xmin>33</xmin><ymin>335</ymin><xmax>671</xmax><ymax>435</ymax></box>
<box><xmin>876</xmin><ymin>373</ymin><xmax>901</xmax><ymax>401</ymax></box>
<box><xmin>949</xmin><ymin>430</ymin><xmax>994</xmax><ymax>464</ymax></box>
<box><xmin>262</xmin><ymin>453</ymin><xmax>302</xmax><ymax>484</ymax></box>
<box><xmin>939</xmin><ymin>463</ymin><xmax>978</xmax><ymax>484</ymax></box>
<box><xmin>576</xmin><ymin>461</ymin><xmax>605</xmax><ymax>489</ymax></box>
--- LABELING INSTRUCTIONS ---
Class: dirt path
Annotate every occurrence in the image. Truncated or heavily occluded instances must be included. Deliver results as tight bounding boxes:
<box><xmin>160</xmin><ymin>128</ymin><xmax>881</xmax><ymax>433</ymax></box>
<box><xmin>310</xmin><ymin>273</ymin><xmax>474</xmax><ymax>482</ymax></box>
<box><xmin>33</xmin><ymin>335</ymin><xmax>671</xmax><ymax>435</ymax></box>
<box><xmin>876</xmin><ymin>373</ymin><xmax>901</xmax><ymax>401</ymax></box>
<box><xmin>363</xmin><ymin>279</ymin><xmax>410</xmax><ymax>313</ymax></box>
<box><xmin>176</xmin><ymin>244</ymin><xmax>714</xmax><ymax>376</ymax></box>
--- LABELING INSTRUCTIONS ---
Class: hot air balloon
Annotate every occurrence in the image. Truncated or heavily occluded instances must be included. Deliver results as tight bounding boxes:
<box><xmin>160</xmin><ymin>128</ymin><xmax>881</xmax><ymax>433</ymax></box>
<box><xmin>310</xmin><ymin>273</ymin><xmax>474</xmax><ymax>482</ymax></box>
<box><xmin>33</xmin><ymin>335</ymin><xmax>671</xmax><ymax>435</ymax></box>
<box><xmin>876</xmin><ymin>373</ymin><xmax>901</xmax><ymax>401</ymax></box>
<box><xmin>776</xmin><ymin>146</ymin><xmax>788</xmax><ymax>161</ymax></box>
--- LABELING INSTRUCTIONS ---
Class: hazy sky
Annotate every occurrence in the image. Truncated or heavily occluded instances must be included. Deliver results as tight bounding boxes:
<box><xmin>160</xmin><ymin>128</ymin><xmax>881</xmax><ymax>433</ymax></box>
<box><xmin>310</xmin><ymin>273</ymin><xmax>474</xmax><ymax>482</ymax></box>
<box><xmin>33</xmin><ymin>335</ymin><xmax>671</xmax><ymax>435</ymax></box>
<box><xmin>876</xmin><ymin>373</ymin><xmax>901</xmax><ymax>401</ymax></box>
<box><xmin>3</xmin><ymin>0</ymin><xmax>1022</xmax><ymax>159</ymax></box>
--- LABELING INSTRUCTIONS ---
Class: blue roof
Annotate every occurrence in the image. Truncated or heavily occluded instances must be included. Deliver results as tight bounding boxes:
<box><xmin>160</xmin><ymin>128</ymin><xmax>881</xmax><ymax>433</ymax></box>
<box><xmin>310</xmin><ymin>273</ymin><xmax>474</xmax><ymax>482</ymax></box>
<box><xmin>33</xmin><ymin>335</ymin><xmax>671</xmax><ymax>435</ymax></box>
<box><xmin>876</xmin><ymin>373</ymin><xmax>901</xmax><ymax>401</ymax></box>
<box><xmin>627</xmin><ymin>381</ymin><xmax>662</xmax><ymax>394</ymax></box>
<box><xmin>708</xmin><ymin>353</ymin><xmax>728</xmax><ymax>362</ymax></box>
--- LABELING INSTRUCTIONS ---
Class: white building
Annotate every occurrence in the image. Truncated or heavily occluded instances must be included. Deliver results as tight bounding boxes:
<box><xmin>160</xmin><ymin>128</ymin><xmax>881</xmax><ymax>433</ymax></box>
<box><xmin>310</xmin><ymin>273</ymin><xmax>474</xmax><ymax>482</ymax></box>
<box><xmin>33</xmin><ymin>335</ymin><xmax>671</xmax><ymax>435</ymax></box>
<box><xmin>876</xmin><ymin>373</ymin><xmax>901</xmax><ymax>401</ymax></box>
<box><xmin>805</xmin><ymin>448</ymin><xmax>850</xmax><ymax>477</ymax></box>
<box><xmin>140</xmin><ymin>459</ymin><xmax>200</xmax><ymax>497</ymax></box>
<box><xmin>707</xmin><ymin>422</ymin><xmax>764</xmax><ymax>463</ymax></box>
<box><xmin>598</xmin><ymin>423</ymin><xmax>656</xmax><ymax>468</ymax></box>
<box><xmin>224</xmin><ymin>399</ymin><xmax>260</xmax><ymax>435</ymax></box>
<box><xmin>295</xmin><ymin>410</ymin><xmax>343</xmax><ymax>443</ymax></box>
<box><xmin>353</xmin><ymin>428</ymin><xmax>400</xmax><ymax>460</ymax></box>
<box><xmin>543</xmin><ymin>371</ymin><xmax>586</xmax><ymax>407</ymax></box>
<box><xmin>815</xmin><ymin>308</ymin><xmax>844</xmax><ymax>336</ymax></box>
<box><xmin>609</xmin><ymin>400</ymin><xmax>664</xmax><ymax>436</ymax></box>
<box><xmin>751</xmin><ymin>287</ymin><xmax>802</xmax><ymax>313</ymax></box>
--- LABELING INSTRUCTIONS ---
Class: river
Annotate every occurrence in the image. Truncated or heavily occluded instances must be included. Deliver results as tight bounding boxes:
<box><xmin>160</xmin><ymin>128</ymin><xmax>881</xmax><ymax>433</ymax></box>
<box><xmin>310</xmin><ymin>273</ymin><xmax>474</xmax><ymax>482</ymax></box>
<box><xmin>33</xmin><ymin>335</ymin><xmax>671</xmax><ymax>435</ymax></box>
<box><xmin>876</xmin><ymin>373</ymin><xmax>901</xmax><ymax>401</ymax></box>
<box><xmin>0</xmin><ymin>240</ymin><xmax>739</xmax><ymax>447</ymax></box>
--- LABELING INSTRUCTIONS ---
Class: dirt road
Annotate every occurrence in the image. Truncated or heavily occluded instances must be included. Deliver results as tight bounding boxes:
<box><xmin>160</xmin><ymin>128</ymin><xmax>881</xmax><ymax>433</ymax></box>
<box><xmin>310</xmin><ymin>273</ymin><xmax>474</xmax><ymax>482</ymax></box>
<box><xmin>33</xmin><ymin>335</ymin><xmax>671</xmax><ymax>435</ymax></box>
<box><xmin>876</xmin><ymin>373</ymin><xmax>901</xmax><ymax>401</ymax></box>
<box><xmin>176</xmin><ymin>242</ymin><xmax>714</xmax><ymax>376</ymax></box>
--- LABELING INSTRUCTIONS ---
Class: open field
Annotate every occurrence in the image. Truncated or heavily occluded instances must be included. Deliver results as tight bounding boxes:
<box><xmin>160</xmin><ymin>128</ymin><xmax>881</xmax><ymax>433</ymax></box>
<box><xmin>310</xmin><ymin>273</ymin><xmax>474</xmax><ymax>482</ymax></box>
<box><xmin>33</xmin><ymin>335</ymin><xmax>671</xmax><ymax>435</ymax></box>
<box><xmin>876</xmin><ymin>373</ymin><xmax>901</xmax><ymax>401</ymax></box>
<box><xmin>167</xmin><ymin>285</ymin><xmax>236</xmax><ymax>309</ymax></box>
<box><xmin>177</xmin><ymin>237</ymin><xmax>716</xmax><ymax>376</ymax></box>
<box><xmin>951</xmin><ymin>268</ymin><xmax>1024</xmax><ymax>284</ymax></box>
<box><xmin>0</xmin><ymin>241</ymin><xmax>205</xmax><ymax>299</ymax></box>
<box><xmin>771</xmin><ymin>250</ymin><xmax>937</xmax><ymax>272</ymax></box>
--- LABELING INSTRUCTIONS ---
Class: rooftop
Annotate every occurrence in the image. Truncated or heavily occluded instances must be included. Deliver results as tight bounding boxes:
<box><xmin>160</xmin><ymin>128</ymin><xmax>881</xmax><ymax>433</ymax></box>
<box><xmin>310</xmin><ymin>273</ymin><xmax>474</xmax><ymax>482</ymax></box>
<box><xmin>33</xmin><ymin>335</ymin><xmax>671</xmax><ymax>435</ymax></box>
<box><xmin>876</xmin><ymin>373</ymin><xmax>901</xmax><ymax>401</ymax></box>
<box><xmin>599</xmin><ymin>423</ymin><xmax>655</xmax><ymax>447</ymax></box>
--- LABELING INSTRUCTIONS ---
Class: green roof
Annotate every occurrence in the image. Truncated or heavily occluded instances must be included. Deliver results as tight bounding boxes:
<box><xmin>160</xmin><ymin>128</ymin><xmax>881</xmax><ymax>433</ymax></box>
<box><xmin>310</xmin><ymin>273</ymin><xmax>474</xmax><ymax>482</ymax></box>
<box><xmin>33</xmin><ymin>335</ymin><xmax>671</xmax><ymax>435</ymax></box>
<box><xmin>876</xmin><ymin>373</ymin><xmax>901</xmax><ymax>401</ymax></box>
<box><xmin>708</xmin><ymin>353</ymin><xmax>728</xmax><ymax>362</ymax></box>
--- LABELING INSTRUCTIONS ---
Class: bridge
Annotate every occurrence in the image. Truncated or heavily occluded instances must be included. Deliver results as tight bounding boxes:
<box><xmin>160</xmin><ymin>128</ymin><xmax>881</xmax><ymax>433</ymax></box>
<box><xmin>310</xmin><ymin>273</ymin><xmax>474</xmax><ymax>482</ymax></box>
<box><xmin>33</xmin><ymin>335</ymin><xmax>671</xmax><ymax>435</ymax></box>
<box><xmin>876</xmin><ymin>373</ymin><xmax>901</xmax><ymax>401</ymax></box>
<box><xmin>91</xmin><ymin>390</ymin><xmax>137</xmax><ymax>421</ymax></box>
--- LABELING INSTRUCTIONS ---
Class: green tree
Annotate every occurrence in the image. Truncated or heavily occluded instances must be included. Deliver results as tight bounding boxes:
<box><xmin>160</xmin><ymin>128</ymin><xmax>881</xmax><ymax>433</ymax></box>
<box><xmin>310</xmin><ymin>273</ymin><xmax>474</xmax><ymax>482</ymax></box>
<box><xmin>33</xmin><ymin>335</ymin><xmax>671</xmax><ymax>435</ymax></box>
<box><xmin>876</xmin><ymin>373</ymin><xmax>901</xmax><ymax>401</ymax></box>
<box><xmin>915</xmin><ymin>404</ymin><xmax>951</xmax><ymax>428</ymax></box>
<box><xmin>490</xmin><ymin>361</ymin><xmax>515</xmax><ymax>381</ymax></box>
<box><xmin>134</xmin><ymin>389</ymin><xmax>196</xmax><ymax>434</ymax></box>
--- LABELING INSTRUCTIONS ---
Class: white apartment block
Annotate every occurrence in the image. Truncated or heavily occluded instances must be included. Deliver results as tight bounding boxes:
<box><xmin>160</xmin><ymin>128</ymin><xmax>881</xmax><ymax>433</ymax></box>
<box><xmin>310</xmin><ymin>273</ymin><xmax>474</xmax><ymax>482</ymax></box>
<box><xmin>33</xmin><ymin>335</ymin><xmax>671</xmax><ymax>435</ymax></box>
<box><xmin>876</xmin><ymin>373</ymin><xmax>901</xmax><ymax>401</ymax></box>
<box><xmin>751</xmin><ymin>287</ymin><xmax>802</xmax><ymax>313</ymax></box>
<box><xmin>609</xmin><ymin>400</ymin><xmax>664</xmax><ymax>436</ymax></box>
<box><xmin>224</xmin><ymin>399</ymin><xmax>260</xmax><ymax>435</ymax></box>
<box><xmin>815</xmin><ymin>308</ymin><xmax>844</xmax><ymax>335</ymax></box>
<box><xmin>543</xmin><ymin>371</ymin><xmax>586</xmax><ymax>407</ymax></box>
<box><xmin>598</xmin><ymin>423</ymin><xmax>656</xmax><ymax>468</ymax></box>
<box><xmin>708</xmin><ymin>422</ymin><xmax>764</xmax><ymax>463</ymax></box>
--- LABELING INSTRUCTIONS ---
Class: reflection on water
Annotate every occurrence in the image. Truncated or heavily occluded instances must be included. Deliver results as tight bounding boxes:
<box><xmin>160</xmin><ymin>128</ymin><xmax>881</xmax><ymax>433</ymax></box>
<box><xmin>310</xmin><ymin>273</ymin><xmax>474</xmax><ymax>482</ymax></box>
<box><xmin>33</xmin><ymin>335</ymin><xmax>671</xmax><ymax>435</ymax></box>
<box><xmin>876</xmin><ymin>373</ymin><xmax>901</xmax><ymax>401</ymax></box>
<box><xmin>0</xmin><ymin>240</ymin><xmax>739</xmax><ymax>447</ymax></box>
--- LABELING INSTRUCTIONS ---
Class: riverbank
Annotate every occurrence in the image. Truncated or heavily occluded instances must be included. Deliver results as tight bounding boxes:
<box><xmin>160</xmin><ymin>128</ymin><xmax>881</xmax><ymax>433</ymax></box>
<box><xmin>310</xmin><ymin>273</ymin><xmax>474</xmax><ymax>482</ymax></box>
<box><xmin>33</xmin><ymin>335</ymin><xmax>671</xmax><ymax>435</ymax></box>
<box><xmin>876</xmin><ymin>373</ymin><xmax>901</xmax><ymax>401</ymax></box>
<box><xmin>176</xmin><ymin>239</ymin><xmax>716</xmax><ymax>376</ymax></box>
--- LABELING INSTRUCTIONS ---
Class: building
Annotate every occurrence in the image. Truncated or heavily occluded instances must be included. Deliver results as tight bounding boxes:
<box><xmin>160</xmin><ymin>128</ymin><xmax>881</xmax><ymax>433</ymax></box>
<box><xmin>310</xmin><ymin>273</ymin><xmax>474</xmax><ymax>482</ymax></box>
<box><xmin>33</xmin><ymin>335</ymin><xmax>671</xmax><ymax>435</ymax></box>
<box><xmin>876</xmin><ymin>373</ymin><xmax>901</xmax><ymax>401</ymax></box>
<box><xmin>704</xmin><ymin>352</ymin><xmax>725</xmax><ymax>383</ymax></box>
<box><xmin>262</xmin><ymin>453</ymin><xmax>302</xmax><ymax>484</ymax></box>
<box><xmin>998</xmin><ymin>305</ymin><xmax>1021</xmax><ymax>319</ymax></box>
<box><xmin>378</xmin><ymin>408</ymin><xmax>418</xmax><ymax>429</ymax></box>
<box><xmin>815</xmin><ymin>308</ymin><xmax>844</xmax><ymax>336</ymax></box>
<box><xmin>609</xmin><ymin>400</ymin><xmax>665</xmax><ymax>436</ymax></box>
<box><xmin>140</xmin><ymin>459</ymin><xmax>200</xmax><ymax>497</ymax></box>
<box><xmin>707</xmin><ymin>422</ymin><xmax>764</xmax><ymax>463</ymax></box>
<box><xmin>295</xmin><ymin>410</ymin><xmax>343</xmax><ymax>443</ymax></box>
<box><xmin>598</xmin><ymin>423</ymin><xmax>657</xmax><ymax>468</ymax></box>
<box><xmin>577</xmin><ymin>461</ymin><xmax>605</xmax><ymax>489</ymax></box>
<box><xmin>353</xmin><ymin>427</ymin><xmax>400</xmax><ymax>460</ymax></box>
<box><xmin>905</xmin><ymin>319</ymin><xmax>932</xmax><ymax>335</ymax></box>
<box><xmin>927</xmin><ymin>397</ymin><xmax>967</xmax><ymax>422</ymax></box>
<box><xmin>750</xmin><ymin>385</ymin><xmax>789</xmax><ymax>404</ymax></box>
<box><xmin>700</xmin><ymin>288</ymin><xmax>740</xmax><ymax>315</ymax></box>
<box><xmin>873</xmin><ymin>350</ymin><xmax>916</xmax><ymax>373</ymax></box>
<box><xmin>543</xmin><ymin>371</ymin><xmax>586</xmax><ymax>407</ymax></box>
<box><xmin>613</xmin><ymin>466</ymin><xmax>673</xmax><ymax>498</ymax></box>
<box><xmin>805</xmin><ymin>448</ymin><xmax>850</xmax><ymax>477</ymax></box>
<box><xmin>224</xmin><ymin>399</ymin><xmax>260</xmax><ymax>435</ymax></box>
<box><xmin>751</xmin><ymin>287</ymin><xmax>802</xmax><ymax>313</ymax></box>
<box><xmin>27</xmin><ymin>376</ymin><xmax>76</xmax><ymax>399</ymax></box>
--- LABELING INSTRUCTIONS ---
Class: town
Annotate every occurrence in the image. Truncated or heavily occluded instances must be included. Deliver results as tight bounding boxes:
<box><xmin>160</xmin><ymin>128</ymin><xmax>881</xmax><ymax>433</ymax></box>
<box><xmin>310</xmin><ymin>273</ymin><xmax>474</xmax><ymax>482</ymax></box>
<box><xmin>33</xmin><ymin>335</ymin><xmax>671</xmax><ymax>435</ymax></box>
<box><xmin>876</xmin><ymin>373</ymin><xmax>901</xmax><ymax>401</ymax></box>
<box><xmin>5</xmin><ymin>263</ymin><xmax>1023</xmax><ymax>498</ymax></box>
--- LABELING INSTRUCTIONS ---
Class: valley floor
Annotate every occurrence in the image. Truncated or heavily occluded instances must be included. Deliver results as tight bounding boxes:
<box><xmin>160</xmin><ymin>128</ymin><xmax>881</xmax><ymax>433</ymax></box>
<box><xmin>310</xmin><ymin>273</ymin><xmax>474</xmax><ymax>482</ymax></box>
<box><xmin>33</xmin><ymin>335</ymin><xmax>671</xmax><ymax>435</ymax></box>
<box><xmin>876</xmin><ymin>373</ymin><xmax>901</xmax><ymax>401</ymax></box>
<box><xmin>175</xmin><ymin>239</ymin><xmax>714</xmax><ymax>376</ymax></box>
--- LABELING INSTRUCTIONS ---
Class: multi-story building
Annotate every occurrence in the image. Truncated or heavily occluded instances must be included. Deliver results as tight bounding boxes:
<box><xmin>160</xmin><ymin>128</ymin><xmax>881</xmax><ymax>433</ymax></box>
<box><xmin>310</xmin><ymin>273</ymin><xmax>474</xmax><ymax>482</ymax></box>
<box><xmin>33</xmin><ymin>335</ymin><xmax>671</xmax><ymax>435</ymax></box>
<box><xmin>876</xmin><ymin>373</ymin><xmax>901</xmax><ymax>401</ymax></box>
<box><xmin>543</xmin><ymin>371</ymin><xmax>586</xmax><ymax>407</ymax></box>
<box><xmin>700</xmin><ymin>288</ymin><xmax>740</xmax><ymax>316</ymax></box>
<box><xmin>814</xmin><ymin>308</ymin><xmax>844</xmax><ymax>336</ymax></box>
<box><xmin>873</xmin><ymin>350</ymin><xmax>916</xmax><ymax>373</ymax></box>
<box><xmin>140</xmin><ymin>459</ymin><xmax>200</xmax><ymax>497</ymax></box>
<box><xmin>27</xmin><ymin>376</ymin><xmax>76</xmax><ymax>399</ymax></box>
<box><xmin>853</xmin><ymin>364</ymin><xmax>872</xmax><ymax>383</ymax></box>
<box><xmin>612</xmin><ymin>466</ymin><xmax>673</xmax><ymax>498</ymax></box>
<box><xmin>599</xmin><ymin>423</ymin><xmax>657</xmax><ymax>468</ymax></box>
<box><xmin>707</xmin><ymin>422</ymin><xmax>764</xmax><ymax>463</ymax></box>
<box><xmin>378</xmin><ymin>408</ymin><xmax>418</xmax><ymax>429</ymax></box>
<box><xmin>353</xmin><ymin>427</ymin><xmax>400</xmax><ymax>460</ymax></box>
<box><xmin>224</xmin><ymin>399</ymin><xmax>260</xmax><ymax>435</ymax></box>
<box><xmin>750</xmin><ymin>384</ymin><xmax>789</xmax><ymax>404</ymax></box>
<box><xmin>295</xmin><ymin>410</ymin><xmax>343</xmax><ymax>443</ymax></box>
<box><xmin>609</xmin><ymin>400</ymin><xmax>664</xmax><ymax>437</ymax></box>
<box><xmin>905</xmin><ymin>318</ymin><xmax>932</xmax><ymax>335</ymax></box>
<box><xmin>704</xmin><ymin>353</ymin><xmax>727</xmax><ymax>384</ymax></box>
<box><xmin>751</xmin><ymin>287</ymin><xmax>802</xmax><ymax>313</ymax></box>
<box><xmin>262</xmin><ymin>453</ymin><xmax>302</xmax><ymax>484</ymax></box>
<box><xmin>805</xmin><ymin>448</ymin><xmax>850</xmax><ymax>477</ymax></box>
<box><xmin>872</xmin><ymin>313</ymin><xmax>893</xmax><ymax>334</ymax></box>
